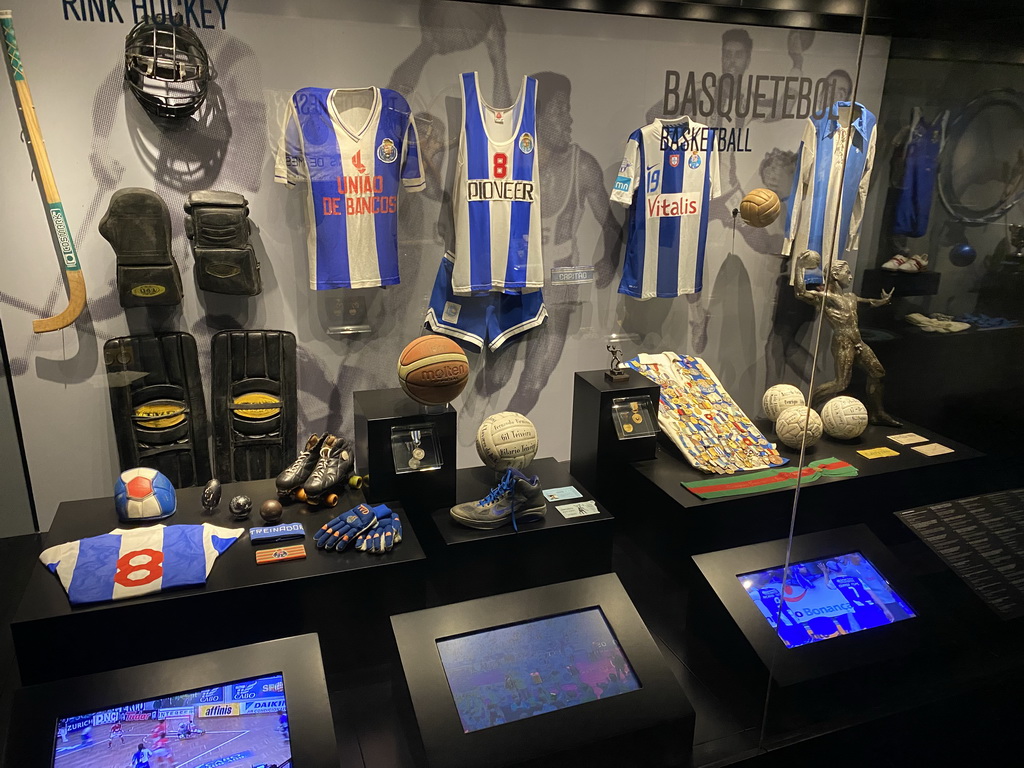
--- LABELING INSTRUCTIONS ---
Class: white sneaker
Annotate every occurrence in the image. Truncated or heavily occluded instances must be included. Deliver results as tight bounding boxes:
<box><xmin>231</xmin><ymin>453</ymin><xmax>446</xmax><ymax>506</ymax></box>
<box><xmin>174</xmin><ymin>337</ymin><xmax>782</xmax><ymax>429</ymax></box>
<box><xmin>881</xmin><ymin>254</ymin><xmax>910</xmax><ymax>271</ymax></box>
<box><xmin>897</xmin><ymin>253</ymin><xmax>928</xmax><ymax>272</ymax></box>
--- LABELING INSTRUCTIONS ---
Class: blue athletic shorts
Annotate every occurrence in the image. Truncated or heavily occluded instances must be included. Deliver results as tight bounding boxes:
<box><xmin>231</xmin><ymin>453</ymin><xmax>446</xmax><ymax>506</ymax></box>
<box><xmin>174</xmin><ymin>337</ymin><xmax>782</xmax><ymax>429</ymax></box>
<box><xmin>425</xmin><ymin>255</ymin><xmax>547</xmax><ymax>351</ymax></box>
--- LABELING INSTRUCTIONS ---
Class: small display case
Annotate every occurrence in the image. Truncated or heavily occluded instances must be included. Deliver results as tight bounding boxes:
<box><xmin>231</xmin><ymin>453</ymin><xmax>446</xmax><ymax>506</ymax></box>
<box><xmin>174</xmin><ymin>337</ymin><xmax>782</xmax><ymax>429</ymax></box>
<box><xmin>611</xmin><ymin>395</ymin><xmax>658</xmax><ymax>440</ymax></box>
<box><xmin>354</xmin><ymin>388</ymin><xmax>457</xmax><ymax>510</ymax></box>
<box><xmin>392</xmin><ymin>424</ymin><xmax>443</xmax><ymax>474</ymax></box>
<box><xmin>570</xmin><ymin>370</ymin><xmax>661</xmax><ymax>496</ymax></box>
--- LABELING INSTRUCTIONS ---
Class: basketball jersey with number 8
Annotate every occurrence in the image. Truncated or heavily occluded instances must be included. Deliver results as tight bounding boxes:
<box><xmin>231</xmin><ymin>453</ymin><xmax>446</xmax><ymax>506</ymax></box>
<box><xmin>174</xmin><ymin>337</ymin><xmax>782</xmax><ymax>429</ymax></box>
<box><xmin>451</xmin><ymin>72</ymin><xmax>543</xmax><ymax>296</ymax></box>
<box><xmin>40</xmin><ymin>523</ymin><xmax>243</xmax><ymax>605</ymax></box>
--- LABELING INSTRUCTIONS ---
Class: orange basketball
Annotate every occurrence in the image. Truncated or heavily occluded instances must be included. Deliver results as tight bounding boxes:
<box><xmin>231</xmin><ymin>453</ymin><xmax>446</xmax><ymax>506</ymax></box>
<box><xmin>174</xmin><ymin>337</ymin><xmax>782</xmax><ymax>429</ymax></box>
<box><xmin>398</xmin><ymin>335</ymin><xmax>469</xmax><ymax>405</ymax></box>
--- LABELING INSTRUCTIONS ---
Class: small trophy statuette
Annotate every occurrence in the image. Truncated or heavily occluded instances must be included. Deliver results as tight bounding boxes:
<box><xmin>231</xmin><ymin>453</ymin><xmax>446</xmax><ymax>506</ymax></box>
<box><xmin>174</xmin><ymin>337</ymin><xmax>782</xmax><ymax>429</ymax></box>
<box><xmin>605</xmin><ymin>344</ymin><xmax>629</xmax><ymax>382</ymax></box>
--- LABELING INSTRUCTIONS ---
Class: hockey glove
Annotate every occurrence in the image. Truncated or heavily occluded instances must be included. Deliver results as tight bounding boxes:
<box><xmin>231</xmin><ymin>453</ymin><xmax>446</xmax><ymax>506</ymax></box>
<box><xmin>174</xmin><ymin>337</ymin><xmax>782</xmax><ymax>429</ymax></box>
<box><xmin>355</xmin><ymin>504</ymin><xmax>402</xmax><ymax>554</ymax></box>
<box><xmin>314</xmin><ymin>503</ymin><xmax>377</xmax><ymax>551</ymax></box>
<box><xmin>335</xmin><ymin>434</ymin><xmax>356</xmax><ymax>480</ymax></box>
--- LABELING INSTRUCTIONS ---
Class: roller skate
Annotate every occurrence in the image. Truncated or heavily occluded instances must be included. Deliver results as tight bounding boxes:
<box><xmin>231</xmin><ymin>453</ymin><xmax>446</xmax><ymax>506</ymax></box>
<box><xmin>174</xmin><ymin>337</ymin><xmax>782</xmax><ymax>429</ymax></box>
<box><xmin>276</xmin><ymin>433</ymin><xmax>327</xmax><ymax>503</ymax></box>
<box><xmin>302</xmin><ymin>434</ymin><xmax>360</xmax><ymax>508</ymax></box>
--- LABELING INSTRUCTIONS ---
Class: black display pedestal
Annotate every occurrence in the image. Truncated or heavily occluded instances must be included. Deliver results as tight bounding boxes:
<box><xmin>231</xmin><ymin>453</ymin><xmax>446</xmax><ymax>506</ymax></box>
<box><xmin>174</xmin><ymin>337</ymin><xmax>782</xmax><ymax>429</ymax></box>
<box><xmin>424</xmin><ymin>458</ymin><xmax>614</xmax><ymax>603</ymax></box>
<box><xmin>618</xmin><ymin>419</ymin><xmax>983</xmax><ymax>563</ymax></box>
<box><xmin>861</xmin><ymin>268</ymin><xmax>941</xmax><ymax>297</ymax></box>
<box><xmin>391</xmin><ymin>574</ymin><xmax>694</xmax><ymax>768</ymax></box>
<box><xmin>570</xmin><ymin>370</ymin><xmax>660</xmax><ymax>497</ymax></box>
<box><xmin>11</xmin><ymin>478</ymin><xmax>427</xmax><ymax>686</ymax></box>
<box><xmin>354</xmin><ymin>388</ymin><xmax>457</xmax><ymax>512</ymax></box>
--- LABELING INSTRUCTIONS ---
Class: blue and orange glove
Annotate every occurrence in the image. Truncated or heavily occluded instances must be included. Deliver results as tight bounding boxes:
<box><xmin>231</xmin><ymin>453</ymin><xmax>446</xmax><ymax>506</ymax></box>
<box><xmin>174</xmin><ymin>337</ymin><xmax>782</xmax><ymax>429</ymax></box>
<box><xmin>314</xmin><ymin>503</ymin><xmax>377</xmax><ymax>551</ymax></box>
<box><xmin>355</xmin><ymin>504</ymin><xmax>402</xmax><ymax>554</ymax></box>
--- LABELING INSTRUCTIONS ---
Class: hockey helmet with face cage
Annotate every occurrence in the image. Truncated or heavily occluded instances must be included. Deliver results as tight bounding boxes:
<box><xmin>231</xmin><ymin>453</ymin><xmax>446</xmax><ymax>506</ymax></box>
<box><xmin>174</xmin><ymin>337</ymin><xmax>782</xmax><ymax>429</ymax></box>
<box><xmin>124</xmin><ymin>14</ymin><xmax>210</xmax><ymax>119</ymax></box>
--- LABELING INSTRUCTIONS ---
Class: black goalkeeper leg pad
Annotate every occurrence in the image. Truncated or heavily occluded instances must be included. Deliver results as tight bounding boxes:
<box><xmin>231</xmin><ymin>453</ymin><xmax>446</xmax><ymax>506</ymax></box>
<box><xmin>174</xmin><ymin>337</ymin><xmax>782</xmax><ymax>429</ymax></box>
<box><xmin>104</xmin><ymin>333</ymin><xmax>212</xmax><ymax>487</ymax></box>
<box><xmin>211</xmin><ymin>330</ymin><xmax>297</xmax><ymax>482</ymax></box>
<box><xmin>99</xmin><ymin>188</ymin><xmax>184</xmax><ymax>308</ymax></box>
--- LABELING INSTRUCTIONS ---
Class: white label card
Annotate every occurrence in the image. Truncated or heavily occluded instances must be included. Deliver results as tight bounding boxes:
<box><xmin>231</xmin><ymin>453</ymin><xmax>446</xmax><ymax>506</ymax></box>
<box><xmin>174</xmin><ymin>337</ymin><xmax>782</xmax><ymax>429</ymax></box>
<box><xmin>888</xmin><ymin>432</ymin><xmax>928</xmax><ymax>445</ymax></box>
<box><xmin>913</xmin><ymin>443</ymin><xmax>955</xmax><ymax>456</ymax></box>
<box><xmin>556</xmin><ymin>500</ymin><xmax>600</xmax><ymax>519</ymax></box>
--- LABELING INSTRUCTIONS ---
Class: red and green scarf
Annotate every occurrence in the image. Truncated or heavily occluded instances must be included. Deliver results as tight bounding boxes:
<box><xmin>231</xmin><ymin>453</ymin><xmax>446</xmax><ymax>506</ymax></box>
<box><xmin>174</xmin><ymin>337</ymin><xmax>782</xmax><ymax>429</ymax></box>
<box><xmin>682</xmin><ymin>458</ymin><xmax>858</xmax><ymax>499</ymax></box>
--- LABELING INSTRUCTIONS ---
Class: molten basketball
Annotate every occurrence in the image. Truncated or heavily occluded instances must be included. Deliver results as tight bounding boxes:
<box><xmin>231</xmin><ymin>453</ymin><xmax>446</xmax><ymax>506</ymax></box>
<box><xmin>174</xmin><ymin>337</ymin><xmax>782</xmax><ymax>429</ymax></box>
<box><xmin>740</xmin><ymin>188</ymin><xmax>782</xmax><ymax>228</ymax></box>
<box><xmin>398</xmin><ymin>335</ymin><xmax>470</xmax><ymax>405</ymax></box>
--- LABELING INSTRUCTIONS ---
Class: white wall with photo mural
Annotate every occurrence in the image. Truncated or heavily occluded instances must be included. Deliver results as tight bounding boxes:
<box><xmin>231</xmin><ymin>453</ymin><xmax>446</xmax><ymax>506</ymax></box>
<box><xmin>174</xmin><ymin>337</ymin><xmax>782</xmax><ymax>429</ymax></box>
<box><xmin>0</xmin><ymin>0</ymin><xmax>889</xmax><ymax>528</ymax></box>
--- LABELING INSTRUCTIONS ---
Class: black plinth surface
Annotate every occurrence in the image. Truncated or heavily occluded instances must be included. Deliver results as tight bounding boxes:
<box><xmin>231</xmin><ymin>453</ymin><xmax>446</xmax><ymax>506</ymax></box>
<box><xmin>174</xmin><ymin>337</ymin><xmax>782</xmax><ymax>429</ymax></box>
<box><xmin>425</xmin><ymin>458</ymin><xmax>614</xmax><ymax>602</ymax></box>
<box><xmin>868</xmin><ymin>324</ymin><xmax>1024</xmax><ymax>455</ymax></box>
<box><xmin>12</xmin><ymin>478</ymin><xmax>426</xmax><ymax>685</ymax></box>
<box><xmin>622</xmin><ymin>418</ymin><xmax>984</xmax><ymax>554</ymax></box>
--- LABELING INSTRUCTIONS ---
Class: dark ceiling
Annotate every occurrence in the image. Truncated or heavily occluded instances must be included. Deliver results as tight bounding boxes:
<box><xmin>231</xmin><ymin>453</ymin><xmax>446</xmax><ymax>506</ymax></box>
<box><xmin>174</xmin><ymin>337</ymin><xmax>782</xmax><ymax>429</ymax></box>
<box><xmin>466</xmin><ymin>0</ymin><xmax>1024</xmax><ymax>44</ymax></box>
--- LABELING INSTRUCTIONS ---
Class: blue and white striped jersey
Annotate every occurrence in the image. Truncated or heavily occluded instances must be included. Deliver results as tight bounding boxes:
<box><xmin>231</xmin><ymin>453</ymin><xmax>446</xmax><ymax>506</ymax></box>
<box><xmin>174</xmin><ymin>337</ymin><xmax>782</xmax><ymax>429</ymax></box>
<box><xmin>276</xmin><ymin>87</ymin><xmax>424</xmax><ymax>289</ymax></box>
<box><xmin>40</xmin><ymin>524</ymin><xmax>243</xmax><ymax>605</ymax></box>
<box><xmin>451</xmin><ymin>72</ymin><xmax>543</xmax><ymax>295</ymax></box>
<box><xmin>610</xmin><ymin>117</ymin><xmax>721</xmax><ymax>299</ymax></box>
<box><xmin>784</xmin><ymin>102</ymin><xmax>877</xmax><ymax>284</ymax></box>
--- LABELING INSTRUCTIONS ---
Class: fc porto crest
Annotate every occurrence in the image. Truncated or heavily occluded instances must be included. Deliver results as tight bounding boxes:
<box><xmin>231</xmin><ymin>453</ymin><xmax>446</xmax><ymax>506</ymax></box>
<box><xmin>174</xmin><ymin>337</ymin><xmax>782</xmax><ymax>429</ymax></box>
<box><xmin>687</xmin><ymin>152</ymin><xmax>702</xmax><ymax>169</ymax></box>
<box><xmin>669</xmin><ymin>153</ymin><xmax>681</xmax><ymax>168</ymax></box>
<box><xmin>519</xmin><ymin>132</ymin><xmax>534</xmax><ymax>154</ymax></box>
<box><xmin>377</xmin><ymin>137</ymin><xmax>398</xmax><ymax>164</ymax></box>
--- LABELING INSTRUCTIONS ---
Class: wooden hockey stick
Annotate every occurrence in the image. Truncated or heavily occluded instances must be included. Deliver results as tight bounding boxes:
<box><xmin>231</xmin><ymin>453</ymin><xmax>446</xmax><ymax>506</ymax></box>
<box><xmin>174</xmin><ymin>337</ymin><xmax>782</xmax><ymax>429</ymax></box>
<box><xmin>1</xmin><ymin>10</ymin><xmax>86</xmax><ymax>333</ymax></box>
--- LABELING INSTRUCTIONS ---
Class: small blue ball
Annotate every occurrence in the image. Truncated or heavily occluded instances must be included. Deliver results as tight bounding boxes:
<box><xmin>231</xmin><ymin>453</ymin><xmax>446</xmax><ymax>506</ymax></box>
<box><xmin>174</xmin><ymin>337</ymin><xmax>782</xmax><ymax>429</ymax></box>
<box><xmin>949</xmin><ymin>243</ymin><xmax>977</xmax><ymax>267</ymax></box>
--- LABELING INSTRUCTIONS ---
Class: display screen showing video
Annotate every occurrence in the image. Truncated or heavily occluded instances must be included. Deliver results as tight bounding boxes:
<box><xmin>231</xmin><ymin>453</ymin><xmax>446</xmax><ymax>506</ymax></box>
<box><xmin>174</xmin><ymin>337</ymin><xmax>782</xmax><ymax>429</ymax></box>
<box><xmin>436</xmin><ymin>608</ymin><xmax>641</xmax><ymax>733</ymax></box>
<box><xmin>738</xmin><ymin>551</ymin><xmax>916</xmax><ymax>648</ymax></box>
<box><xmin>52</xmin><ymin>673</ymin><xmax>292</xmax><ymax>767</ymax></box>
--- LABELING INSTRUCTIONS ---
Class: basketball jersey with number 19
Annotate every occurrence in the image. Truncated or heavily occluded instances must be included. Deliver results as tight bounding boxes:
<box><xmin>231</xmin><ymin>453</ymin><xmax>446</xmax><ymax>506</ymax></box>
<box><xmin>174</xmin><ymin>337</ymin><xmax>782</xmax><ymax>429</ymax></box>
<box><xmin>452</xmin><ymin>72</ymin><xmax>543</xmax><ymax>295</ymax></box>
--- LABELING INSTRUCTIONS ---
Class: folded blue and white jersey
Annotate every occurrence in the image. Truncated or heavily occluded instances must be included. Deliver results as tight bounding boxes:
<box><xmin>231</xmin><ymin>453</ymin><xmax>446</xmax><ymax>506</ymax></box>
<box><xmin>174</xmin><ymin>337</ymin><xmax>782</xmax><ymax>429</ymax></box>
<box><xmin>784</xmin><ymin>101</ymin><xmax>877</xmax><ymax>283</ymax></box>
<box><xmin>611</xmin><ymin>116</ymin><xmax>721</xmax><ymax>299</ymax></box>
<box><xmin>40</xmin><ymin>524</ymin><xmax>243</xmax><ymax>605</ymax></box>
<box><xmin>275</xmin><ymin>86</ymin><xmax>425</xmax><ymax>290</ymax></box>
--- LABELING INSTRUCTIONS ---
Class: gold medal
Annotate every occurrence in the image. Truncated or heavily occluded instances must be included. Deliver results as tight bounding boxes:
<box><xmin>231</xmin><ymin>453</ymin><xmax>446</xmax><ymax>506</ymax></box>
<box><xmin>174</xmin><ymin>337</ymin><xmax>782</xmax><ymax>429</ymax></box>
<box><xmin>411</xmin><ymin>447</ymin><xmax>426</xmax><ymax>461</ymax></box>
<box><xmin>630</xmin><ymin>401</ymin><xmax>644</xmax><ymax>424</ymax></box>
<box><xmin>408</xmin><ymin>458</ymin><xmax>421</xmax><ymax>469</ymax></box>
<box><xmin>623</xmin><ymin>423</ymin><xmax>634</xmax><ymax>434</ymax></box>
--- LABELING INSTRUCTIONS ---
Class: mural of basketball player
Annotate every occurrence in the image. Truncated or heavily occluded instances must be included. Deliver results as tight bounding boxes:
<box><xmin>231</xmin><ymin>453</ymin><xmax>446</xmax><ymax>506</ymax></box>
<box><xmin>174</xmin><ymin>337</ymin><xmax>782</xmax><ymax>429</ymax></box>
<box><xmin>389</xmin><ymin>0</ymin><xmax>510</xmax><ymax>200</ymax></box>
<box><xmin>506</xmin><ymin>72</ymin><xmax>622</xmax><ymax>415</ymax></box>
<box><xmin>465</xmin><ymin>72</ymin><xmax>621</xmax><ymax>417</ymax></box>
<box><xmin>822</xmin><ymin>68</ymin><xmax>854</xmax><ymax>111</ymax></box>
<box><xmin>717</xmin><ymin>28</ymin><xmax>753</xmax><ymax>193</ymax></box>
<box><xmin>676</xmin><ymin>28</ymin><xmax>757</xmax><ymax>353</ymax></box>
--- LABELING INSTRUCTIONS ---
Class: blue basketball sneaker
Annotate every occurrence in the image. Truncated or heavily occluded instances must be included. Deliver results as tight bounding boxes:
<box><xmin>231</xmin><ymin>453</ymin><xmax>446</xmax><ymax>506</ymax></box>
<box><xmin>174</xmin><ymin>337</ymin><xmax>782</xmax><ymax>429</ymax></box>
<box><xmin>450</xmin><ymin>468</ymin><xmax>547</xmax><ymax>530</ymax></box>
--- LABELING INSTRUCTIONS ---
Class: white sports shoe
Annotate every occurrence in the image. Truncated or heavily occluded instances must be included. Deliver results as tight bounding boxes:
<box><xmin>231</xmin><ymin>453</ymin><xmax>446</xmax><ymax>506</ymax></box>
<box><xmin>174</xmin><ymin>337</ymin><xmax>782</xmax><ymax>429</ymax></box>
<box><xmin>897</xmin><ymin>253</ymin><xmax>928</xmax><ymax>272</ymax></box>
<box><xmin>881</xmin><ymin>254</ymin><xmax>910</xmax><ymax>271</ymax></box>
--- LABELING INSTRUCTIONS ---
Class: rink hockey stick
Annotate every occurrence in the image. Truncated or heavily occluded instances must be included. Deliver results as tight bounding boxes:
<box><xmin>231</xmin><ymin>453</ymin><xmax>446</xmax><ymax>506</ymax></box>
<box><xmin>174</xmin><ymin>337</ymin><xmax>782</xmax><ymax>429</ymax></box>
<box><xmin>1</xmin><ymin>10</ymin><xmax>86</xmax><ymax>333</ymax></box>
